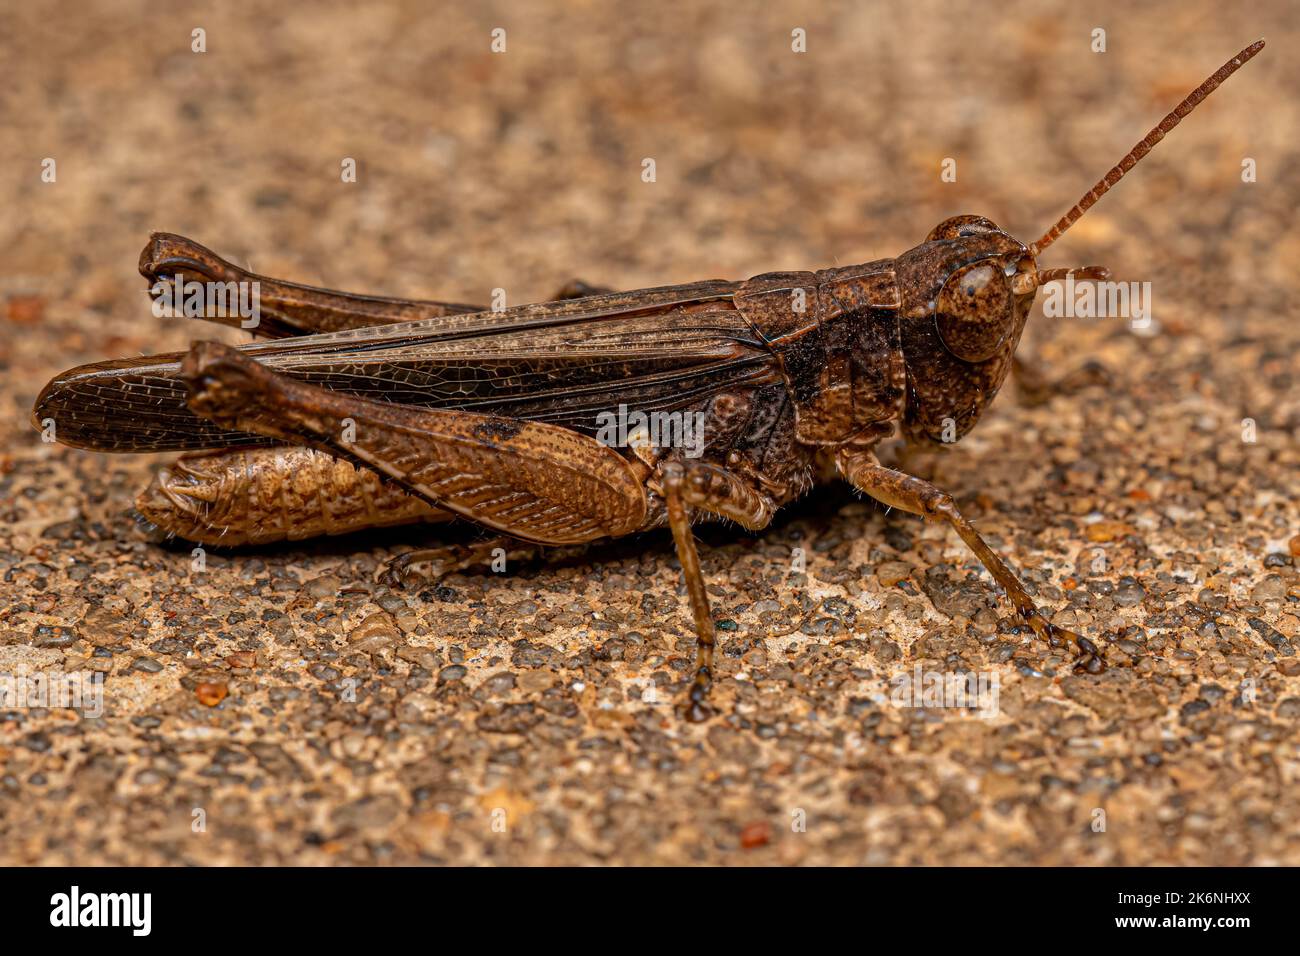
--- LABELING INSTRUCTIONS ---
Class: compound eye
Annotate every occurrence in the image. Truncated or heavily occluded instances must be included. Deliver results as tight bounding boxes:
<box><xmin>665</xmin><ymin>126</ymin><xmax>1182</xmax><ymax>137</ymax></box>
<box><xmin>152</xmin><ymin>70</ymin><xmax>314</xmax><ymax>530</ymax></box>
<box><xmin>926</xmin><ymin>215</ymin><xmax>1000</xmax><ymax>242</ymax></box>
<box><xmin>935</xmin><ymin>260</ymin><xmax>1013</xmax><ymax>362</ymax></box>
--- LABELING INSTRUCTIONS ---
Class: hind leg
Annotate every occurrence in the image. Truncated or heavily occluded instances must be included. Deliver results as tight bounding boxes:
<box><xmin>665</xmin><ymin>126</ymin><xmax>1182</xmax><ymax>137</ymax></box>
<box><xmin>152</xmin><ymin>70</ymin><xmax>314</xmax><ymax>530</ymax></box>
<box><xmin>178</xmin><ymin>342</ymin><xmax>649</xmax><ymax>547</ymax></box>
<box><xmin>135</xmin><ymin>446</ymin><xmax>452</xmax><ymax>546</ymax></box>
<box><xmin>139</xmin><ymin>233</ymin><xmax>482</xmax><ymax>338</ymax></box>
<box><xmin>141</xmin><ymin>233</ymin><xmax>616</xmax><ymax>338</ymax></box>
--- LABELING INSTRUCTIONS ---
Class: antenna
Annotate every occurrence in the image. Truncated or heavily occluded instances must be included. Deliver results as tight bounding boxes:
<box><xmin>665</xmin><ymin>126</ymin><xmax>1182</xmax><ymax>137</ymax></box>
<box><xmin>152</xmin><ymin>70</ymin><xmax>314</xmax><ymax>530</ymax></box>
<box><xmin>1030</xmin><ymin>39</ymin><xmax>1264</xmax><ymax>257</ymax></box>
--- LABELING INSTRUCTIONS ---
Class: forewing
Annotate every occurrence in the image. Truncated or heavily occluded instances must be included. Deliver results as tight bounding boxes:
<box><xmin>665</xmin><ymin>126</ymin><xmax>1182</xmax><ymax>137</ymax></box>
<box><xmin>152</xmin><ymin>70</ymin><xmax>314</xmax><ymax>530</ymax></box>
<box><xmin>34</xmin><ymin>281</ymin><xmax>782</xmax><ymax>451</ymax></box>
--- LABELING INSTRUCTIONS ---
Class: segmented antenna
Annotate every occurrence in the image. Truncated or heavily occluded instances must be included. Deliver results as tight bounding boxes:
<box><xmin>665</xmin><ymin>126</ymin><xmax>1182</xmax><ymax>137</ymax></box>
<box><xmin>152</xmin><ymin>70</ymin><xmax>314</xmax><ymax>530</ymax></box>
<box><xmin>1031</xmin><ymin>39</ymin><xmax>1265</xmax><ymax>257</ymax></box>
<box><xmin>1037</xmin><ymin>266</ymin><xmax>1112</xmax><ymax>284</ymax></box>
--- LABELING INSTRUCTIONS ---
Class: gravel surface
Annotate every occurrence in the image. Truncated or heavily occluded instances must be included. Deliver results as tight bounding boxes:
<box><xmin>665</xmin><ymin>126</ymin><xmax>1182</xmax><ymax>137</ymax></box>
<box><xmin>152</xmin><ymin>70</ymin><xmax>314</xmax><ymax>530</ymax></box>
<box><xmin>1</xmin><ymin>0</ymin><xmax>1297</xmax><ymax>865</ymax></box>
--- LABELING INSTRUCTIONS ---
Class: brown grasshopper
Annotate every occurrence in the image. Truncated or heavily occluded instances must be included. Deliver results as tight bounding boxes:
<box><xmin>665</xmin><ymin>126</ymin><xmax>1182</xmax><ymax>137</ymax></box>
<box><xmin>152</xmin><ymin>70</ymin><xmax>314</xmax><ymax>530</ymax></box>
<box><xmin>32</xmin><ymin>42</ymin><xmax>1264</xmax><ymax>720</ymax></box>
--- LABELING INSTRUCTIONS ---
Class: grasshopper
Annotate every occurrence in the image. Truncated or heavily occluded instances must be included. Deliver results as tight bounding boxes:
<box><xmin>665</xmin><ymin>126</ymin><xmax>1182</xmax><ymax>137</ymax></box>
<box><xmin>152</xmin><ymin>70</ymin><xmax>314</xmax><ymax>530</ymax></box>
<box><xmin>33</xmin><ymin>42</ymin><xmax>1264</xmax><ymax>720</ymax></box>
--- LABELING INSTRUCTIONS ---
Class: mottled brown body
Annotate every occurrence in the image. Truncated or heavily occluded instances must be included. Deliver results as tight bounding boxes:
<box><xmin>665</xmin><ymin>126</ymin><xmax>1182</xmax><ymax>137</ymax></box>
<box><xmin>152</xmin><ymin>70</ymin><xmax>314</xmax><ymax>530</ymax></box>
<box><xmin>32</xmin><ymin>42</ymin><xmax>1264</xmax><ymax>718</ymax></box>
<box><xmin>38</xmin><ymin>226</ymin><xmax>1032</xmax><ymax>528</ymax></box>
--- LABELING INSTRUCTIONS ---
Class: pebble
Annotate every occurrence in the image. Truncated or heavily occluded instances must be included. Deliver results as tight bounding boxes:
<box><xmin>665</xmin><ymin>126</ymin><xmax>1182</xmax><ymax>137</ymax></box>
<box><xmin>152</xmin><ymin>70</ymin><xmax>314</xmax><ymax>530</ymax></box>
<box><xmin>305</xmin><ymin>574</ymin><xmax>343</xmax><ymax>599</ymax></box>
<box><xmin>1247</xmin><ymin>618</ymin><xmax>1294</xmax><ymax>656</ymax></box>
<box><xmin>195</xmin><ymin>682</ymin><xmax>229</xmax><ymax>707</ymax></box>
<box><xmin>739</xmin><ymin>820</ymin><xmax>772</xmax><ymax>849</ymax></box>
<box><xmin>876</xmin><ymin>561</ymin><xmax>913</xmax><ymax>587</ymax></box>
<box><xmin>31</xmin><ymin>625</ymin><xmax>76</xmax><ymax>649</ymax></box>
<box><xmin>1086</xmin><ymin>520</ymin><xmax>1135</xmax><ymax>543</ymax></box>
<box><xmin>1113</xmin><ymin>578</ymin><xmax>1145</xmax><ymax>607</ymax></box>
<box><xmin>1251</xmin><ymin>575</ymin><xmax>1287</xmax><ymax>603</ymax></box>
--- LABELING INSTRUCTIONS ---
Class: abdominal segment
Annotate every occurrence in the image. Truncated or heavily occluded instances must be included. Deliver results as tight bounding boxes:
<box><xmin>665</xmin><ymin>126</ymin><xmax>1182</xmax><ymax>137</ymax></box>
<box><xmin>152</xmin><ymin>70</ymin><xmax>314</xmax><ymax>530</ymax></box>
<box><xmin>135</xmin><ymin>447</ymin><xmax>451</xmax><ymax>546</ymax></box>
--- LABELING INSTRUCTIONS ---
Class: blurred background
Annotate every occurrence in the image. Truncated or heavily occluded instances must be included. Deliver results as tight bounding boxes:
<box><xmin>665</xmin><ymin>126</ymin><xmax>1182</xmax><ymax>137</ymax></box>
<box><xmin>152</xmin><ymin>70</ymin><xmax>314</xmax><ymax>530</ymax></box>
<box><xmin>0</xmin><ymin>1</ymin><xmax>1296</xmax><ymax>865</ymax></box>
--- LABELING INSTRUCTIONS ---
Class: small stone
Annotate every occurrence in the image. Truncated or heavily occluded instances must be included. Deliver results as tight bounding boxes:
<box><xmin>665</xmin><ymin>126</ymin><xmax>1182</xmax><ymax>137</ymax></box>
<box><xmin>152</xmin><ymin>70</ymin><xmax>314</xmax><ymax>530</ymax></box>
<box><xmin>1198</xmin><ymin>684</ymin><xmax>1226</xmax><ymax>704</ymax></box>
<box><xmin>1247</xmin><ymin>617</ymin><xmax>1294</xmax><ymax>656</ymax></box>
<box><xmin>376</xmin><ymin>594</ymin><xmax>409</xmax><ymax>613</ymax></box>
<box><xmin>78</xmin><ymin>606</ymin><xmax>129</xmax><ymax>646</ymax></box>
<box><xmin>397</xmin><ymin>646</ymin><xmax>439</xmax><ymax>670</ymax></box>
<box><xmin>517</xmin><ymin>670</ymin><xmax>554</xmax><ymax>693</ymax></box>
<box><xmin>305</xmin><ymin>574</ymin><xmax>343</xmax><ymax>599</ymax></box>
<box><xmin>1086</xmin><ymin>520</ymin><xmax>1135</xmax><ymax>543</ymax></box>
<box><xmin>740</xmin><ymin>820</ymin><xmax>772</xmax><ymax>849</ymax></box>
<box><xmin>195</xmin><ymin>681</ymin><xmax>228</xmax><ymax>707</ymax></box>
<box><xmin>397</xmin><ymin>693</ymin><xmax>438</xmax><ymax>720</ymax></box>
<box><xmin>1113</xmin><ymin>578</ymin><xmax>1145</xmax><ymax>607</ymax></box>
<box><xmin>32</xmin><ymin>625</ymin><xmax>76</xmax><ymax>648</ymax></box>
<box><xmin>480</xmin><ymin>671</ymin><xmax>517</xmax><ymax>695</ymax></box>
<box><xmin>438</xmin><ymin>664</ymin><xmax>468</xmax><ymax>683</ymax></box>
<box><xmin>348</xmin><ymin>611</ymin><xmax>399</xmax><ymax>645</ymax></box>
<box><xmin>1251</xmin><ymin>575</ymin><xmax>1286</xmax><ymax>603</ymax></box>
<box><xmin>876</xmin><ymin>561</ymin><xmax>913</xmax><ymax>587</ymax></box>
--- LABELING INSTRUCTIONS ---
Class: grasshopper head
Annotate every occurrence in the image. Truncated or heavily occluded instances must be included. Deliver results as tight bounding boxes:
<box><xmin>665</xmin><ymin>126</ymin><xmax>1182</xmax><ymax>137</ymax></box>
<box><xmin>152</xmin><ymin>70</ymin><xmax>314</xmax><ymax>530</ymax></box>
<box><xmin>892</xmin><ymin>216</ymin><xmax>1039</xmax><ymax>445</ymax></box>
<box><xmin>892</xmin><ymin>39</ymin><xmax>1265</xmax><ymax>446</ymax></box>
